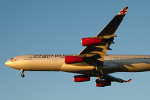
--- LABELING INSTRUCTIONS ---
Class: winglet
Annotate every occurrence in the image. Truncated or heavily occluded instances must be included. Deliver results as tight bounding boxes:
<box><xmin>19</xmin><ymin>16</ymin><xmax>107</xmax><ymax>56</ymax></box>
<box><xmin>121</xmin><ymin>79</ymin><xmax>132</xmax><ymax>82</ymax></box>
<box><xmin>117</xmin><ymin>6</ymin><xmax>128</xmax><ymax>15</ymax></box>
<box><xmin>127</xmin><ymin>79</ymin><xmax>132</xmax><ymax>82</ymax></box>
<box><xmin>124</xmin><ymin>79</ymin><xmax>132</xmax><ymax>82</ymax></box>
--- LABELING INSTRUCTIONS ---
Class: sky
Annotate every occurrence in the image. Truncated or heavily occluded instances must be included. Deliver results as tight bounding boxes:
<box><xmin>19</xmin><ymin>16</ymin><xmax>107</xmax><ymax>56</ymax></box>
<box><xmin>1</xmin><ymin>0</ymin><xmax>150</xmax><ymax>100</ymax></box>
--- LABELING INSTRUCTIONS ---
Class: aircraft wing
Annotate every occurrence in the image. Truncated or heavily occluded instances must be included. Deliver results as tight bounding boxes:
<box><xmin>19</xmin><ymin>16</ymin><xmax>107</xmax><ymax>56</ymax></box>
<box><xmin>97</xmin><ymin>7</ymin><xmax>128</xmax><ymax>37</ymax></box>
<box><xmin>78</xmin><ymin>7</ymin><xmax>128</xmax><ymax>63</ymax></box>
<box><xmin>103</xmin><ymin>74</ymin><xmax>131</xmax><ymax>83</ymax></box>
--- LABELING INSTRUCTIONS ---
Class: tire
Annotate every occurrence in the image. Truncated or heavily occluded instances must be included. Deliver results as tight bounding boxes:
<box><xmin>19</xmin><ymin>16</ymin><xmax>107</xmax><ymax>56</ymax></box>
<box><xmin>95</xmin><ymin>79</ymin><xmax>100</xmax><ymax>84</ymax></box>
<box><xmin>21</xmin><ymin>74</ymin><xmax>25</xmax><ymax>77</ymax></box>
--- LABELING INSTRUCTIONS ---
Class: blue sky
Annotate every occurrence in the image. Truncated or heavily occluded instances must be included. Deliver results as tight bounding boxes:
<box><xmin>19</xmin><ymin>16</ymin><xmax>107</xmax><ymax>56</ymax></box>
<box><xmin>1</xmin><ymin>0</ymin><xmax>150</xmax><ymax>100</ymax></box>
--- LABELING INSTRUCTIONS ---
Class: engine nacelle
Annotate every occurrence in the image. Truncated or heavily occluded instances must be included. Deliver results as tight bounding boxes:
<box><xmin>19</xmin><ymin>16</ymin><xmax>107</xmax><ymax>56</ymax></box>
<box><xmin>65</xmin><ymin>56</ymin><xmax>83</xmax><ymax>64</ymax></box>
<box><xmin>81</xmin><ymin>38</ymin><xmax>102</xmax><ymax>46</ymax></box>
<box><xmin>96</xmin><ymin>80</ymin><xmax>111</xmax><ymax>87</ymax></box>
<box><xmin>74</xmin><ymin>75</ymin><xmax>90</xmax><ymax>82</ymax></box>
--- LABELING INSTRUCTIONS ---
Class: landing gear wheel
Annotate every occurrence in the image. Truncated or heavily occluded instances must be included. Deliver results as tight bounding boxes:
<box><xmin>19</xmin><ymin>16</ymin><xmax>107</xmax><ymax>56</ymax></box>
<box><xmin>101</xmin><ymin>82</ymin><xmax>105</xmax><ymax>87</ymax></box>
<box><xmin>21</xmin><ymin>69</ymin><xmax>25</xmax><ymax>78</ymax></box>
<box><xmin>21</xmin><ymin>74</ymin><xmax>25</xmax><ymax>77</ymax></box>
<box><xmin>96</xmin><ymin>79</ymin><xmax>100</xmax><ymax>84</ymax></box>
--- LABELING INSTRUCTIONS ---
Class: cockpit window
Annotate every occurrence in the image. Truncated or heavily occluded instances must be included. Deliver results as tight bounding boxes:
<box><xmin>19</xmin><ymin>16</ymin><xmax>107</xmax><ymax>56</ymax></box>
<box><xmin>10</xmin><ymin>58</ymin><xmax>17</xmax><ymax>62</ymax></box>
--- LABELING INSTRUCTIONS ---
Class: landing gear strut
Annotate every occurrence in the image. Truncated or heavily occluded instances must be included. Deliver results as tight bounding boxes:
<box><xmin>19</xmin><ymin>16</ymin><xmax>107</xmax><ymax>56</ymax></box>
<box><xmin>21</xmin><ymin>69</ymin><xmax>25</xmax><ymax>77</ymax></box>
<box><xmin>95</xmin><ymin>70</ymin><xmax>104</xmax><ymax>86</ymax></box>
<box><xmin>95</xmin><ymin>78</ymin><xmax>105</xmax><ymax>87</ymax></box>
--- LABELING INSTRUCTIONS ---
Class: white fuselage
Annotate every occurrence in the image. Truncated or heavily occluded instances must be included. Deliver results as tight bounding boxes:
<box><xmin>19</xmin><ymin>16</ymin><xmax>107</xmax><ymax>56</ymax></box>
<box><xmin>5</xmin><ymin>55</ymin><xmax>150</xmax><ymax>74</ymax></box>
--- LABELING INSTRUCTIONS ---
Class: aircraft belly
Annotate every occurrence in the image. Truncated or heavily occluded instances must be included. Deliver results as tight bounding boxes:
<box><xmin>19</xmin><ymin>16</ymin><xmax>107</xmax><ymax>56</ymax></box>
<box><xmin>20</xmin><ymin>58</ymin><xmax>64</xmax><ymax>71</ymax></box>
<box><xmin>124</xmin><ymin>63</ymin><xmax>150</xmax><ymax>72</ymax></box>
<box><xmin>102</xmin><ymin>62</ymin><xmax>121</xmax><ymax>74</ymax></box>
<box><xmin>107</xmin><ymin>60</ymin><xmax>150</xmax><ymax>72</ymax></box>
<box><xmin>60</xmin><ymin>63</ymin><xmax>95</xmax><ymax>72</ymax></box>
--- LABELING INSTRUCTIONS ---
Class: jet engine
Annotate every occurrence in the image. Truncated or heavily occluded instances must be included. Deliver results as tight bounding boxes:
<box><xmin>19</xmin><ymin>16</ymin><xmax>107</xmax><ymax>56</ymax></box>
<box><xmin>65</xmin><ymin>56</ymin><xmax>83</xmax><ymax>64</ymax></box>
<box><xmin>96</xmin><ymin>80</ymin><xmax>111</xmax><ymax>87</ymax></box>
<box><xmin>74</xmin><ymin>75</ymin><xmax>90</xmax><ymax>82</ymax></box>
<box><xmin>81</xmin><ymin>38</ymin><xmax>102</xmax><ymax>46</ymax></box>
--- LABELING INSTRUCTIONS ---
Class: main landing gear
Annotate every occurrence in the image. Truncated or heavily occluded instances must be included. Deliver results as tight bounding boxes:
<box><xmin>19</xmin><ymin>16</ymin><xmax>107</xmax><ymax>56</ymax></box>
<box><xmin>21</xmin><ymin>69</ymin><xmax>25</xmax><ymax>77</ymax></box>
<box><xmin>95</xmin><ymin>70</ymin><xmax>105</xmax><ymax>87</ymax></box>
<box><xmin>95</xmin><ymin>79</ymin><xmax>105</xmax><ymax>87</ymax></box>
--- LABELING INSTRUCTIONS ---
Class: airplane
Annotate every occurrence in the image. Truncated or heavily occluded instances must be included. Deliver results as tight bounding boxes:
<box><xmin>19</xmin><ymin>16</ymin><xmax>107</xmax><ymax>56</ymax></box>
<box><xmin>5</xmin><ymin>6</ymin><xmax>150</xmax><ymax>87</ymax></box>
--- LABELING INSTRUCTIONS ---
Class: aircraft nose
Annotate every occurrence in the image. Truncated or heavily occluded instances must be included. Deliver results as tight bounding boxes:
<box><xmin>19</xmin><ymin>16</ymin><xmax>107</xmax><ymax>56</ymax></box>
<box><xmin>5</xmin><ymin>60</ymin><xmax>11</xmax><ymax>67</ymax></box>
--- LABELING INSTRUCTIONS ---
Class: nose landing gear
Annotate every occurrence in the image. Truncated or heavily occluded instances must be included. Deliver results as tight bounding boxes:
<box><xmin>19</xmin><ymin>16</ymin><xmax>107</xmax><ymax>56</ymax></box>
<box><xmin>21</xmin><ymin>69</ymin><xmax>25</xmax><ymax>77</ymax></box>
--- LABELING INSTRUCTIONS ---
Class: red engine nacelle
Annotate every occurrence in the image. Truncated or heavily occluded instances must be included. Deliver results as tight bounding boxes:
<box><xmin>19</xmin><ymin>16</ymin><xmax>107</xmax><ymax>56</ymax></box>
<box><xmin>81</xmin><ymin>38</ymin><xmax>102</xmax><ymax>46</ymax></box>
<box><xmin>65</xmin><ymin>56</ymin><xmax>83</xmax><ymax>64</ymax></box>
<box><xmin>96</xmin><ymin>80</ymin><xmax>111</xmax><ymax>87</ymax></box>
<box><xmin>74</xmin><ymin>75</ymin><xmax>90</xmax><ymax>82</ymax></box>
